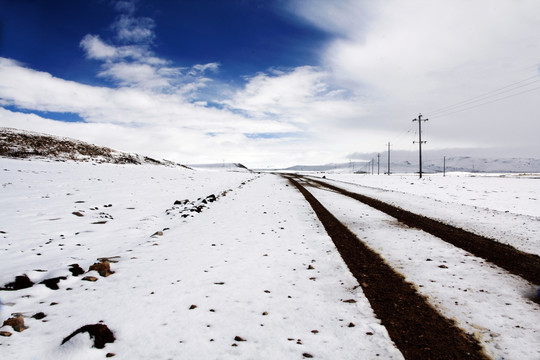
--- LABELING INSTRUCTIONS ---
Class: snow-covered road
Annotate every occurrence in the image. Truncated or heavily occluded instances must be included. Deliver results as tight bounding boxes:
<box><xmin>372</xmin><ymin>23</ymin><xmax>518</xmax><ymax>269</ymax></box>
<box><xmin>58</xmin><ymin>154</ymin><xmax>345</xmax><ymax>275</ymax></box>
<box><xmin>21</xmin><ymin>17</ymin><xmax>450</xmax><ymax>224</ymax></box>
<box><xmin>301</xmin><ymin>179</ymin><xmax>539</xmax><ymax>360</ymax></box>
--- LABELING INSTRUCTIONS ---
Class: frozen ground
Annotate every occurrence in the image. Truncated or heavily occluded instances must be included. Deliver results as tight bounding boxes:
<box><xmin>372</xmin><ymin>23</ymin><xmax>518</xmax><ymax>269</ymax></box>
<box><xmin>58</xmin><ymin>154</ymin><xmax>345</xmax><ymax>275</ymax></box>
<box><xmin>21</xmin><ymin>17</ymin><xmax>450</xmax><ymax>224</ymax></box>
<box><xmin>1</xmin><ymin>159</ymin><xmax>539</xmax><ymax>359</ymax></box>
<box><xmin>0</xmin><ymin>158</ymin><xmax>401</xmax><ymax>359</ymax></box>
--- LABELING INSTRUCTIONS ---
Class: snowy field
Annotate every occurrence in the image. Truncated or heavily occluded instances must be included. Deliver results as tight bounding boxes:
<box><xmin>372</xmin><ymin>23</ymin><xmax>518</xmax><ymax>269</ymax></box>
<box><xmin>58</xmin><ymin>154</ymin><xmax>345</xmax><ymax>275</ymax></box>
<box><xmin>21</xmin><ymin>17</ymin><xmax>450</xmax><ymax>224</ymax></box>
<box><xmin>0</xmin><ymin>158</ymin><xmax>401</xmax><ymax>359</ymax></box>
<box><xmin>1</xmin><ymin>158</ymin><xmax>539</xmax><ymax>359</ymax></box>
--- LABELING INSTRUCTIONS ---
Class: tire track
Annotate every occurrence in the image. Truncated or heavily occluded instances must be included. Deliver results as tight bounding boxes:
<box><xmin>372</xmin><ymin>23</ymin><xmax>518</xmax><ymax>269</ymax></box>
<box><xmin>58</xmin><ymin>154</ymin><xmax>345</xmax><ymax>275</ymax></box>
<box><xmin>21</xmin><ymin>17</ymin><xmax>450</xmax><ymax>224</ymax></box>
<box><xmin>306</xmin><ymin>176</ymin><xmax>540</xmax><ymax>285</ymax></box>
<box><xmin>286</xmin><ymin>176</ymin><xmax>488</xmax><ymax>360</ymax></box>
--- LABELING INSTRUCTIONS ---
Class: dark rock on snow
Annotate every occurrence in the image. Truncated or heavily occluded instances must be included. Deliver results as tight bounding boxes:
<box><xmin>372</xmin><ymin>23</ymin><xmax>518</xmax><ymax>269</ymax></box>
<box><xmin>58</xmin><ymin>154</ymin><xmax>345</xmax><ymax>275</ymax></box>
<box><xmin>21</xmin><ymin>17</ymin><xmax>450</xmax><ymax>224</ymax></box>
<box><xmin>69</xmin><ymin>264</ymin><xmax>85</xmax><ymax>276</ymax></box>
<box><xmin>1</xmin><ymin>274</ymin><xmax>34</xmax><ymax>290</ymax></box>
<box><xmin>61</xmin><ymin>324</ymin><xmax>115</xmax><ymax>349</ymax></box>
<box><xmin>40</xmin><ymin>276</ymin><xmax>67</xmax><ymax>290</ymax></box>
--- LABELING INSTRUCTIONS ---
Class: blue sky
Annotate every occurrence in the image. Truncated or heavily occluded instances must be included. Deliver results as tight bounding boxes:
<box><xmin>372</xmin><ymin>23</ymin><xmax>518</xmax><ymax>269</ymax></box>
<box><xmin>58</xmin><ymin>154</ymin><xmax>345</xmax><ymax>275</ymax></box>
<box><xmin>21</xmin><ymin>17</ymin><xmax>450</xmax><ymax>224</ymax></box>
<box><xmin>1</xmin><ymin>0</ymin><xmax>539</xmax><ymax>167</ymax></box>
<box><xmin>1</xmin><ymin>1</ymin><xmax>328</xmax><ymax>85</ymax></box>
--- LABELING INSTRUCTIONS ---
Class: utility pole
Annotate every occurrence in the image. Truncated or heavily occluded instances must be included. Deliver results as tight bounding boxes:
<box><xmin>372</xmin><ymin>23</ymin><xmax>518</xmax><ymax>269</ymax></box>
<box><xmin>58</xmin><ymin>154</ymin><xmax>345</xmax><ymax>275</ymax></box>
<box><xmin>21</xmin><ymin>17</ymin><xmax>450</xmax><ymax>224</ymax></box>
<box><xmin>387</xmin><ymin>142</ymin><xmax>391</xmax><ymax>175</ymax></box>
<box><xmin>412</xmin><ymin>113</ymin><xmax>428</xmax><ymax>178</ymax></box>
<box><xmin>443</xmin><ymin>156</ymin><xmax>446</xmax><ymax>177</ymax></box>
<box><xmin>377</xmin><ymin>153</ymin><xmax>380</xmax><ymax>175</ymax></box>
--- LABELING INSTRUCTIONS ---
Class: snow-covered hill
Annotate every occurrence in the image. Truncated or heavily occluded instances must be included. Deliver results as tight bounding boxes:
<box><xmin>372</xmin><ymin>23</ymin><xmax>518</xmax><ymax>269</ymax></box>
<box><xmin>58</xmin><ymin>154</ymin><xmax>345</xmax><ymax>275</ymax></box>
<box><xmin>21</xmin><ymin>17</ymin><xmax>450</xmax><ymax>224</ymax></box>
<box><xmin>0</xmin><ymin>127</ymin><xmax>184</xmax><ymax>167</ymax></box>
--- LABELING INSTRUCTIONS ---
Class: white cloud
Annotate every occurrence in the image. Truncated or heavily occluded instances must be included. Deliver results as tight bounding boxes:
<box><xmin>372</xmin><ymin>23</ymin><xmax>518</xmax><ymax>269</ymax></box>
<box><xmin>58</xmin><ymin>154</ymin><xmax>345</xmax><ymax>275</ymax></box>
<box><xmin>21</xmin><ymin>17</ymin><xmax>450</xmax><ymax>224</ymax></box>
<box><xmin>290</xmin><ymin>0</ymin><xmax>540</xmax><ymax>154</ymax></box>
<box><xmin>189</xmin><ymin>63</ymin><xmax>220</xmax><ymax>75</ymax></box>
<box><xmin>113</xmin><ymin>14</ymin><xmax>155</xmax><ymax>44</ymax></box>
<box><xmin>80</xmin><ymin>35</ymin><xmax>118</xmax><ymax>60</ymax></box>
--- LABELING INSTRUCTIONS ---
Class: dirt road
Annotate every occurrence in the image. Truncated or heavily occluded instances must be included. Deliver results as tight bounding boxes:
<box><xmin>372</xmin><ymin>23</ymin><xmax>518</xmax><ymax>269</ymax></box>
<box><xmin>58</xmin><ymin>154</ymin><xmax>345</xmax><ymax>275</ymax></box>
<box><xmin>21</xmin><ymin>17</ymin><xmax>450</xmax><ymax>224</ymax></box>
<box><xmin>287</xmin><ymin>175</ymin><xmax>490</xmax><ymax>360</ymax></box>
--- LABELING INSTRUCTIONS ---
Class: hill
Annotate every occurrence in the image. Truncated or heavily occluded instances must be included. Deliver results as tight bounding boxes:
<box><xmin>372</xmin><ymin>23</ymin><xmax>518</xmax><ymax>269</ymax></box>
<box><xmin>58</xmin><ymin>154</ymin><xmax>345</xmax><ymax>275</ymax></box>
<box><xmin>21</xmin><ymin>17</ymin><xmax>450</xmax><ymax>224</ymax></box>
<box><xmin>0</xmin><ymin>127</ymin><xmax>184</xmax><ymax>167</ymax></box>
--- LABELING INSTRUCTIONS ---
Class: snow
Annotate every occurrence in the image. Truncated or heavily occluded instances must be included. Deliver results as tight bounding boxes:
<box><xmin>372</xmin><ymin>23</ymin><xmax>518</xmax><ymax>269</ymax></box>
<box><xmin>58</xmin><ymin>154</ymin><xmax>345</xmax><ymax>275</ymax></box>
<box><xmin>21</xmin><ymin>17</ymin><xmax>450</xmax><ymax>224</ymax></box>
<box><xmin>313</xmin><ymin>173</ymin><xmax>540</xmax><ymax>256</ymax></box>
<box><xmin>306</xmin><ymin>184</ymin><xmax>540</xmax><ymax>360</ymax></box>
<box><xmin>0</xmin><ymin>158</ymin><xmax>401</xmax><ymax>359</ymax></box>
<box><xmin>1</xmin><ymin>159</ymin><xmax>539</xmax><ymax>359</ymax></box>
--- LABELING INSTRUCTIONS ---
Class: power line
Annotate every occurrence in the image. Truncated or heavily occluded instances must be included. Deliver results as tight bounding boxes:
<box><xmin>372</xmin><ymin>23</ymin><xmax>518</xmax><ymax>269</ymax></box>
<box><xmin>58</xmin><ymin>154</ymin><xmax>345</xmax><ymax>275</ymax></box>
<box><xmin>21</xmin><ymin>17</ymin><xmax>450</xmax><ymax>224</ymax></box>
<box><xmin>429</xmin><ymin>85</ymin><xmax>540</xmax><ymax>119</ymax></box>
<box><xmin>428</xmin><ymin>77</ymin><xmax>540</xmax><ymax>116</ymax></box>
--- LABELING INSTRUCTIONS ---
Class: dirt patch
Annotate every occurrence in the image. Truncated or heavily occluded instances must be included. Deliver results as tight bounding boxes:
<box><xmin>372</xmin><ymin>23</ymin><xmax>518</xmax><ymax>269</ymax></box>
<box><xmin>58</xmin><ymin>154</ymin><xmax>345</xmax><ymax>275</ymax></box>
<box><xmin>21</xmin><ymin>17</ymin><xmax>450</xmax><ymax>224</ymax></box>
<box><xmin>287</xmin><ymin>176</ymin><xmax>488</xmax><ymax>360</ymax></box>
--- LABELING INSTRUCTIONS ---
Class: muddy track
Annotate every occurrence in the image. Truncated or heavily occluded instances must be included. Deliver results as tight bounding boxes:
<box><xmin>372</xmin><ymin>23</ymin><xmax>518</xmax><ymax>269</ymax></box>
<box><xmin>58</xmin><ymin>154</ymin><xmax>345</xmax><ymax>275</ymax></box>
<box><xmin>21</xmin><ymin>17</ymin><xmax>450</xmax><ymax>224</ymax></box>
<box><xmin>286</xmin><ymin>176</ymin><xmax>488</xmax><ymax>360</ymax></box>
<box><xmin>304</xmin><ymin>176</ymin><xmax>540</xmax><ymax>286</ymax></box>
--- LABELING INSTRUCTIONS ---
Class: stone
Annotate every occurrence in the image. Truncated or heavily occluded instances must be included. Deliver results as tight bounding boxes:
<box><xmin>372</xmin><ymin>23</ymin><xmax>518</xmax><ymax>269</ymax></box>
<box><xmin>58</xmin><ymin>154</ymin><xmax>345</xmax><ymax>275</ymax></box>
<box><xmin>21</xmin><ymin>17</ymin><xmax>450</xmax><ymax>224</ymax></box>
<box><xmin>0</xmin><ymin>331</ymin><xmax>12</xmax><ymax>337</ymax></box>
<box><xmin>72</xmin><ymin>211</ymin><xmax>84</xmax><ymax>217</ymax></box>
<box><xmin>32</xmin><ymin>312</ymin><xmax>47</xmax><ymax>320</ymax></box>
<box><xmin>89</xmin><ymin>261</ymin><xmax>113</xmax><ymax>277</ymax></box>
<box><xmin>69</xmin><ymin>264</ymin><xmax>85</xmax><ymax>276</ymax></box>
<box><xmin>82</xmin><ymin>276</ymin><xmax>98</xmax><ymax>282</ymax></box>
<box><xmin>40</xmin><ymin>276</ymin><xmax>67</xmax><ymax>290</ymax></box>
<box><xmin>234</xmin><ymin>336</ymin><xmax>246</xmax><ymax>342</ymax></box>
<box><xmin>1</xmin><ymin>274</ymin><xmax>34</xmax><ymax>290</ymax></box>
<box><xmin>61</xmin><ymin>324</ymin><xmax>115</xmax><ymax>349</ymax></box>
<box><xmin>2</xmin><ymin>316</ymin><xmax>26</xmax><ymax>332</ymax></box>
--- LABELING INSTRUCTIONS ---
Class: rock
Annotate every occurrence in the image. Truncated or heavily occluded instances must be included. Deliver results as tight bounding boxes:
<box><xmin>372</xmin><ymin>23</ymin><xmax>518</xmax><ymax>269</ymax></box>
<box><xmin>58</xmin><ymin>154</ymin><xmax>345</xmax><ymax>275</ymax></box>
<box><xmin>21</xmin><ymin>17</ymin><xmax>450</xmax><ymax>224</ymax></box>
<box><xmin>174</xmin><ymin>199</ymin><xmax>189</xmax><ymax>205</ymax></box>
<box><xmin>189</xmin><ymin>305</ymin><xmax>197</xmax><ymax>310</ymax></box>
<box><xmin>151</xmin><ymin>231</ymin><xmax>163</xmax><ymax>237</ymax></box>
<box><xmin>61</xmin><ymin>324</ymin><xmax>115</xmax><ymax>349</ymax></box>
<box><xmin>106</xmin><ymin>353</ymin><xmax>116</xmax><ymax>358</ymax></box>
<box><xmin>342</xmin><ymin>299</ymin><xmax>357</xmax><ymax>303</ymax></box>
<box><xmin>72</xmin><ymin>211</ymin><xmax>84</xmax><ymax>217</ymax></box>
<box><xmin>69</xmin><ymin>264</ymin><xmax>85</xmax><ymax>276</ymax></box>
<box><xmin>303</xmin><ymin>353</ymin><xmax>313</xmax><ymax>358</ymax></box>
<box><xmin>0</xmin><ymin>331</ymin><xmax>12</xmax><ymax>337</ymax></box>
<box><xmin>40</xmin><ymin>276</ymin><xmax>67</xmax><ymax>290</ymax></box>
<box><xmin>234</xmin><ymin>336</ymin><xmax>246</xmax><ymax>342</ymax></box>
<box><xmin>89</xmin><ymin>261</ymin><xmax>113</xmax><ymax>277</ymax></box>
<box><xmin>348</xmin><ymin>322</ymin><xmax>355</xmax><ymax>327</ymax></box>
<box><xmin>307</xmin><ymin>265</ymin><xmax>314</xmax><ymax>270</ymax></box>
<box><xmin>82</xmin><ymin>276</ymin><xmax>98</xmax><ymax>282</ymax></box>
<box><xmin>32</xmin><ymin>312</ymin><xmax>47</xmax><ymax>320</ymax></box>
<box><xmin>1</xmin><ymin>274</ymin><xmax>34</xmax><ymax>290</ymax></box>
<box><xmin>206</xmin><ymin>194</ymin><xmax>217</xmax><ymax>202</ymax></box>
<box><xmin>2</xmin><ymin>316</ymin><xmax>26</xmax><ymax>332</ymax></box>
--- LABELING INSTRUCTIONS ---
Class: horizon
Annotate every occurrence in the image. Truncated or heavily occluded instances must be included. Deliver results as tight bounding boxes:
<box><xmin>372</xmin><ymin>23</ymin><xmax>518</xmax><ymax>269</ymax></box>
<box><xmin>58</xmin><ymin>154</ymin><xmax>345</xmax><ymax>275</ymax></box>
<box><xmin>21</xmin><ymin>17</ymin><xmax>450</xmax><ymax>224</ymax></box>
<box><xmin>1</xmin><ymin>0</ymin><xmax>539</xmax><ymax>168</ymax></box>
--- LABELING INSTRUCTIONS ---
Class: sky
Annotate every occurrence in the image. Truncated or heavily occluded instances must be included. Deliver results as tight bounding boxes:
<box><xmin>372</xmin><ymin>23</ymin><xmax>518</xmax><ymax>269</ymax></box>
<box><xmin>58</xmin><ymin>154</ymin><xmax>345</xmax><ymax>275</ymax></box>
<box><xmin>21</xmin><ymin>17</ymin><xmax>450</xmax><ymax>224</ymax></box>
<box><xmin>0</xmin><ymin>0</ymin><xmax>539</xmax><ymax>168</ymax></box>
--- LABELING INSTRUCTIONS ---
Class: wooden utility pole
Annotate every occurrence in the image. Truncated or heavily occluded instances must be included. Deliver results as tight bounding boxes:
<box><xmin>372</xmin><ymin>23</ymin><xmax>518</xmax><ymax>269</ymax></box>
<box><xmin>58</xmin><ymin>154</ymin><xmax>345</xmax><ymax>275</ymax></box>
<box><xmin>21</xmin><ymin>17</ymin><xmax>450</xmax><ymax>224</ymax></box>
<box><xmin>413</xmin><ymin>113</ymin><xmax>428</xmax><ymax>178</ymax></box>
<box><xmin>377</xmin><ymin>153</ymin><xmax>380</xmax><ymax>175</ymax></box>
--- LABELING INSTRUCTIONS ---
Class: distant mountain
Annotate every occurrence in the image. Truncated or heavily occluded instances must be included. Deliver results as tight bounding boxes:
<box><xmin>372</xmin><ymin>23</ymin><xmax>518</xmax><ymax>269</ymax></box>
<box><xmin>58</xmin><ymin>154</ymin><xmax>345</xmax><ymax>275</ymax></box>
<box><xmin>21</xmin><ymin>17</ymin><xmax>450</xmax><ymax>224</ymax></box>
<box><xmin>0</xmin><ymin>127</ymin><xmax>186</xmax><ymax>167</ymax></box>
<box><xmin>280</xmin><ymin>157</ymin><xmax>540</xmax><ymax>174</ymax></box>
